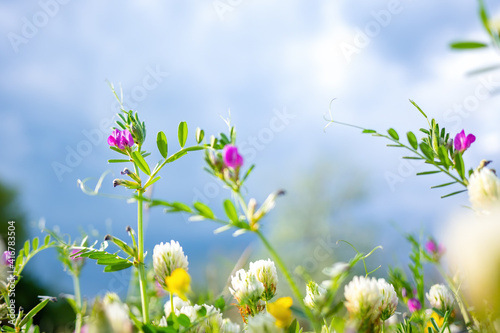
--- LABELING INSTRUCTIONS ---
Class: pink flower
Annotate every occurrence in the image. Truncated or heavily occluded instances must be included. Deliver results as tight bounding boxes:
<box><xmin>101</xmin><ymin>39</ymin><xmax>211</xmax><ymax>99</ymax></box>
<box><xmin>407</xmin><ymin>298</ymin><xmax>421</xmax><ymax>312</ymax></box>
<box><xmin>454</xmin><ymin>130</ymin><xmax>475</xmax><ymax>152</ymax></box>
<box><xmin>1</xmin><ymin>251</ymin><xmax>12</xmax><ymax>266</ymax></box>
<box><xmin>223</xmin><ymin>145</ymin><xmax>243</xmax><ymax>169</ymax></box>
<box><xmin>70</xmin><ymin>249</ymin><xmax>84</xmax><ymax>262</ymax></box>
<box><xmin>108</xmin><ymin>129</ymin><xmax>134</xmax><ymax>150</ymax></box>
<box><xmin>425</xmin><ymin>239</ymin><xmax>445</xmax><ymax>257</ymax></box>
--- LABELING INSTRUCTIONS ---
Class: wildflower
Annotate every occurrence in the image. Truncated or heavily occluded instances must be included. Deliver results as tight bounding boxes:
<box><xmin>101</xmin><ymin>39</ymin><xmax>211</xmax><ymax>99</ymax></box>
<box><xmin>425</xmin><ymin>239</ymin><xmax>445</xmax><ymax>257</ymax></box>
<box><xmin>426</xmin><ymin>284</ymin><xmax>454</xmax><ymax>312</ymax></box>
<box><xmin>1</xmin><ymin>251</ymin><xmax>12</xmax><ymax>266</ymax></box>
<box><xmin>246</xmin><ymin>312</ymin><xmax>281</xmax><ymax>333</ymax></box>
<box><xmin>344</xmin><ymin>276</ymin><xmax>383</xmax><ymax>320</ymax></box>
<box><xmin>377</xmin><ymin>279</ymin><xmax>398</xmax><ymax>321</ymax></box>
<box><xmin>165</xmin><ymin>268</ymin><xmax>191</xmax><ymax>301</ymax></box>
<box><xmin>268</xmin><ymin>296</ymin><xmax>293</xmax><ymax>328</ymax></box>
<box><xmin>425</xmin><ymin>311</ymin><xmax>444</xmax><ymax>331</ymax></box>
<box><xmin>108</xmin><ymin>129</ymin><xmax>134</xmax><ymax>150</ymax></box>
<box><xmin>304</xmin><ymin>281</ymin><xmax>327</xmax><ymax>310</ymax></box>
<box><xmin>175</xmin><ymin>304</ymin><xmax>223</xmax><ymax>330</ymax></box>
<box><xmin>407</xmin><ymin>298</ymin><xmax>422</xmax><ymax>312</ymax></box>
<box><xmin>89</xmin><ymin>293</ymin><xmax>133</xmax><ymax>333</ymax></box>
<box><xmin>222</xmin><ymin>318</ymin><xmax>241</xmax><ymax>333</ymax></box>
<box><xmin>468</xmin><ymin>167</ymin><xmax>500</xmax><ymax>212</ymax></box>
<box><xmin>153</xmin><ymin>240</ymin><xmax>189</xmax><ymax>289</ymax></box>
<box><xmin>164</xmin><ymin>296</ymin><xmax>190</xmax><ymax>318</ymax></box>
<box><xmin>249</xmin><ymin>259</ymin><xmax>278</xmax><ymax>301</ymax></box>
<box><xmin>453</xmin><ymin>130</ymin><xmax>475</xmax><ymax>152</ymax></box>
<box><xmin>229</xmin><ymin>269</ymin><xmax>264</xmax><ymax>306</ymax></box>
<box><xmin>223</xmin><ymin>145</ymin><xmax>243</xmax><ymax>169</ymax></box>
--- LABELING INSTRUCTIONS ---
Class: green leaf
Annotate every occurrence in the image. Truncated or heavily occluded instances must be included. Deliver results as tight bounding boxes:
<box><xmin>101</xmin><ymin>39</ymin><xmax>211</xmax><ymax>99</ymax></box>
<box><xmin>416</xmin><ymin>170</ymin><xmax>441</xmax><ymax>176</ymax></box>
<box><xmin>214</xmin><ymin>296</ymin><xmax>226</xmax><ymax>311</ymax></box>
<box><xmin>178</xmin><ymin>121</ymin><xmax>188</xmax><ymax>148</ymax></box>
<box><xmin>431</xmin><ymin>181</ymin><xmax>457</xmax><ymax>189</ymax></box>
<box><xmin>196</xmin><ymin>128</ymin><xmax>204</xmax><ymax>144</ymax></box>
<box><xmin>157</xmin><ymin>131</ymin><xmax>168</xmax><ymax>158</ymax></box>
<box><xmin>169</xmin><ymin>202</ymin><xmax>192</xmax><ymax>213</ymax></box>
<box><xmin>362</xmin><ymin>129</ymin><xmax>377</xmax><ymax>134</ymax></box>
<box><xmin>132</xmin><ymin>151</ymin><xmax>151</xmax><ymax>176</ymax></box>
<box><xmin>387</xmin><ymin>128</ymin><xmax>399</xmax><ymax>140</ymax></box>
<box><xmin>104</xmin><ymin>262</ymin><xmax>133</xmax><ymax>272</ymax></box>
<box><xmin>402</xmin><ymin>156</ymin><xmax>424</xmax><ymax>160</ymax></box>
<box><xmin>406</xmin><ymin>131</ymin><xmax>418</xmax><ymax>150</ymax></box>
<box><xmin>419</xmin><ymin>142</ymin><xmax>434</xmax><ymax>160</ymax></box>
<box><xmin>24</xmin><ymin>240</ymin><xmax>30</xmax><ymax>256</ymax></box>
<box><xmin>242</xmin><ymin>164</ymin><xmax>255</xmax><ymax>183</ymax></box>
<box><xmin>19</xmin><ymin>297</ymin><xmax>55</xmax><ymax>327</ymax></box>
<box><xmin>409</xmin><ymin>99</ymin><xmax>428</xmax><ymax>119</ymax></box>
<box><xmin>44</xmin><ymin>235</ymin><xmax>50</xmax><ymax>246</ymax></box>
<box><xmin>441</xmin><ymin>190</ymin><xmax>468</xmax><ymax>198</ymax></box>
<box><xmin>453</xmin><ymin>153</ymin><xmax>466</xmax><ymax>180</ymax></box>
<box><xmin>32</xmin><ymin>237</ymin><xmax>39</xmax><ymax>251</ymax></box>
<box><xmin>450</xmin><ymin>41</ymin><xmax>488</xmax><ymax>49</ymax></box>
<box><xmin>108</xmin><ymin>159</ymin><xmax>130</xmax><ymax>163</ymax></box>
<box><xmin>177</xmin><ymin>314</ymin><xmax>191</xmax><ymax>327</ymax></box>
<box><xmin>193</xmin><ymin>202</ymin><xmax>215</xmax><ymax>219</ymax></box>
<box><xmin>223</xmin><ymin>200</ymin><xmax>239</xmax><ymax>223</ymax></box>
<box><xmin>437</xmin><ymin>146</ymin><xmax>451</xmax><ymax>169</ymax></box>
<box><xmin>479</xmin><ymin>0</ymin><xmax>492</xmax><ymax>36</ymax></box>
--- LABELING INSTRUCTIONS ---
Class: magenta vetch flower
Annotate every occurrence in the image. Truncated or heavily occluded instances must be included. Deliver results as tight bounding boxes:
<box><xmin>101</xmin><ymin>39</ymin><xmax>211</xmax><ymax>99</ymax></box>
<box><xmin>407</xmin><ymin>298</ymin><xmax>421</xmax><ymax>312</ymax></box>
<box><xmin>223</xmin><ymin>145</ymin><xmax>243</xmax><ymax>169</ymax></box>
<box><xmin>70</xmin><ymin>249</ymin><xmax>84</xmax><ymax>262</ymax></box>
<box><xmin>454</xmin><ymin>130</ymin><xmax>475</xmax><ymax>152</ymax></box>
<box><xmin>108</xmin><ymin>129</ymin><xmax>134</xmax><ymax>150</ymax></box>
<box><xmin>425</xmin><ymin>239</ymin><xmax>445</xmax><ymax>256</ymax></box>
<box><xmin>2</xmin><ymin>251</ymin><xmax>12</xmax><ymax>266</ymax></box>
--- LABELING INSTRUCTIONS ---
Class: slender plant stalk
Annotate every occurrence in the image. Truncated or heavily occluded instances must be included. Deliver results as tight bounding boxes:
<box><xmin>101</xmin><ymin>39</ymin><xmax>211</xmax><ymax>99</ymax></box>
<box><xmin>171</xmin><ymin>292</ymin><xmax>175</xmax><ymax>314</ymax></box>
<box><xmin>137</xmin><ymin>191</ymin><xmax>149</xmax><ymax>323</ymax></box>
<box><xmin>255</xmin><ymin>230</ymin><xmax>320</xmax><ymax>332</ymax></box>
<box><xmin>72</xmin><ymin>273</ymin><xmax>83</xmax><ymax>333</ymax></box>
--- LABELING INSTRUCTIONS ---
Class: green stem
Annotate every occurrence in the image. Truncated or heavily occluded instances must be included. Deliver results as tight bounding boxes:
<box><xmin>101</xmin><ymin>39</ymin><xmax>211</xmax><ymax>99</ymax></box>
<box><xmin>137</xmin><ymin>191</ymin><xmax>149</xmax><ymax>323</ymax></box>
<box><xmin>171</xmin><ymin>292</ymin><xmax>174</xmax><ymax>314</ymax></box>
<box><xmin>255</xmin><ymin>230</ymin><xmax>320</xmax><ymax>332</ymax></box>
<box><xmin>436</xmin><ymin>264</ymin><xmax>473</xmax><ymax>332</ymax></box>
<box><xmin>72</xmin><ymin>273</ymin><xmax>83</xmax><ymax>333</ymax></box>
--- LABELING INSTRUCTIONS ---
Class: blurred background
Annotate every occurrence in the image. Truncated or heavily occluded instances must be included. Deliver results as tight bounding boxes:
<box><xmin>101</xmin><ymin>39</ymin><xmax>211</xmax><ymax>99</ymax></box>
<box><xmin>1</xmin><ymin>0</ymin><xmax>500</xmax><ymax>330</ymax></box>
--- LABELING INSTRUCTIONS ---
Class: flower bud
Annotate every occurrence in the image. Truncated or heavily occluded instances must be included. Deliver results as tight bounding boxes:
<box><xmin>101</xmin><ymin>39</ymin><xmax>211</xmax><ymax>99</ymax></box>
<box><xmin>304</xmin><ymin>281</ymin><xmax>327</xmax><ymax>310</ymax></box>
<box><xmin>377</xmin><ymin>278</ymin><xmax>398</xmax><ymax>321</ymax></box>
<box><xmin>229</xmin><ymin>269</ymin><xmax>264</xmax><ymax>306</ymax></box>
<box><xmin>407</xmin><ymin>298</ymin><xmax>421</xmax><ymax>313</ymax></box>
<box><xmin>467</xmin><ymin>167</ymin><xmax>500</xmax><ymax>212</ymax></box>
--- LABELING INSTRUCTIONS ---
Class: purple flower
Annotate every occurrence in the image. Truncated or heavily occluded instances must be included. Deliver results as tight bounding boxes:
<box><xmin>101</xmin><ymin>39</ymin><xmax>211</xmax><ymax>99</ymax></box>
<box><xmin>70</xmin><ymin>249</ymin><xmax>84</xmax><ymax>262</ymax></box>
<box><xmin>454</xmin><ymin>130</ymin><xmax>476</xmax><ymax>152</ymax></box>
<box><xmin>1</xmin><ymin>251</ymin><xmax>12</xmax><ymax>266</ymax></box>
<box><xmin>108</xmin><ymin>129</ymin><xmax>134</xmax><ymax>150</ymax></box>
<box><xmin>223</xmin><ymin>145</ymin><xmax>243</xmax><ymax>169</ymax></box>
<box><xmin>407</xmin><ymin>298</ymin><xmax>421</xmax><ymax>312</ymax></box>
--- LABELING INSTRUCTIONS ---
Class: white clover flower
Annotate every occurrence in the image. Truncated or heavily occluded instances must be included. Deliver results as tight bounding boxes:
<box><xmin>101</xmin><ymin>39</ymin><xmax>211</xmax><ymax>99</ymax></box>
<box><xmin>304</xmin><ymin>281</ymin><xmax>327</xmax><ymax>310</ymax></box>
<box><xmin>249</xmin><ymin>259</ymin><xmax>278</xmax><ymax>301</ymax></box>
<box><xmin>164</xmin><ymin>296</ymin><xmax>191</xmax><ymax>318</ymax></box>
<box><xmin>344</xmin><ymin>276</ymin><xmax>383</xmax><ymax>320</ymax></box>
<box><xmin>102</xmin><ymin>293</ymin><xmax>133</xmax><ymax>333</ymax></box>
<box><xmin>323</xmin><ymin>262</ymin><xmax>349</xmax><ymax>278</ymax></box>
<box><xmin>222</xmin><ymin>318</ymin><xmax>241</xmax><ymax>333</ymax></box>
<box><xmin>426</xmin><ymin>284</ymin><xmax>454</xmax><ymax>311</ymax></box>
<box><xmin>377</xmin><ymin>278</ymin><xmax>398</xmax><ymax>320</ymax></box>
<box><xmin>246</xmin><ymin>312</ymin><xmax>281</xmax><ymax>333</ymax></box>
<box><xmin>176</xmin><ymin>304</ymin><xmax>223</xmax><ymax>332</ymax></box>
<box><xmin>467</xmin><ymin>167</ymin><xmax>500</xmax><ymax>212</ymax></box>
<box><xmin>153</xmin><ymin>240</ymin><xmax>189</xmax><ymax>288</ymax></box>
<box><xmin>229</xmin><ymin>269</ymin><xmax>264</xmax><ymax>305</ymax></box>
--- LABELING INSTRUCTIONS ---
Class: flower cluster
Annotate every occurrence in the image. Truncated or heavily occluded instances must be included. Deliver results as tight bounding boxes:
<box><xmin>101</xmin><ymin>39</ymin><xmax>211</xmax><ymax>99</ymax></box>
<box><xmin>153</xmin><ymin>240</ymin><xmax>189</xmax><ymax>290</ymax></box>
<box><xmin>107</xmin><ymin>129</ymin><xmax>134</xmax><ymax>150</ymax></box>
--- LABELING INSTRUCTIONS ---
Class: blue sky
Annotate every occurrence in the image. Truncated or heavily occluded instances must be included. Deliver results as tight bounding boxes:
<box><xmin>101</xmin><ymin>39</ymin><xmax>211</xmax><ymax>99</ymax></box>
<box><xmin>1</xmin><ymin>0</ymin><xmax>500</xmax><ymax>298</ymax></box>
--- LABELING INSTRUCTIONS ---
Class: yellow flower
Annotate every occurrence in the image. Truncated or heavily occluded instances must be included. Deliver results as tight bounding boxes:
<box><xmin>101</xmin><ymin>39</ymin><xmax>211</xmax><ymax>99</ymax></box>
<box><xmin>267</xmin><ymin>296</ymin><xmax>293</xmax><ymax>328</ymax></box>
<box><xmin>426</xmin><ymin>312</ymin><xmax>444</xmax><ymax>331</ymax></box>
<box><xmin>165</xmin><ymin>268</ymin><xmax>191</xmax><ymax>301</ymax></box>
